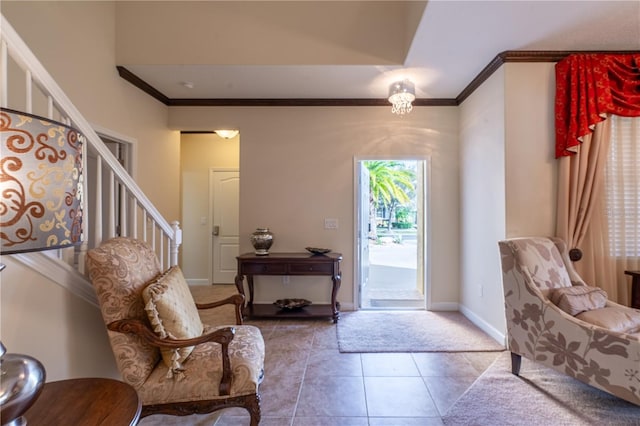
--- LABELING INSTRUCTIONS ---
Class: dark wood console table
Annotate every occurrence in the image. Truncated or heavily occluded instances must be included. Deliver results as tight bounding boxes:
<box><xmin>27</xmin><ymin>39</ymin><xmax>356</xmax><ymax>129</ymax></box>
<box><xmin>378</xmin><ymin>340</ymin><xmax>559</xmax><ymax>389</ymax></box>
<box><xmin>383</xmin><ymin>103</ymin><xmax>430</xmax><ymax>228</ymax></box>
<box><xmin>624</xmin><ymin>270</ymin><xmax>640</xmax><ymax>309</ymax></box>
<box><xmin>235</xmin><ymin>252</ymin><xmax>342</xmax><ymax>322</ymax></box>
<box><xmin>24</xmin><ymin>378</ymin><xmax>141</xmax><ymax>425</ymax></box>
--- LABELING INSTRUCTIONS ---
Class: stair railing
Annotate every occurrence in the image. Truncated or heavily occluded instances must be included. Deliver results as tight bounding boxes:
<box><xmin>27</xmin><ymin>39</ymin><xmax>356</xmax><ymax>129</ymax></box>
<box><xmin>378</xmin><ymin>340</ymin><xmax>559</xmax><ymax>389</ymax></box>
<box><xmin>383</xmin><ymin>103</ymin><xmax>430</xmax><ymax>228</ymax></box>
<box><xmin>1</xmin><ymin>15</ymin><xmax>181</xmax><ymax>283</ymax></box>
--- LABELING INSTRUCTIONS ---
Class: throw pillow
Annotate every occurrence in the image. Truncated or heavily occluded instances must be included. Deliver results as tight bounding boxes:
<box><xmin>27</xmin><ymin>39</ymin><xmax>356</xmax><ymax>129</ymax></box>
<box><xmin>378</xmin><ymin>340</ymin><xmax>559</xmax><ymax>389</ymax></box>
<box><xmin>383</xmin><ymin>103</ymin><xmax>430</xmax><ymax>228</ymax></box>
<box><xmin>576</xmin><ymin>306</ymin><xmax>640</xmax><ymax>334</ymax></box>
<box><xmin>142</xmin><ymin>266</ymin><xmax>204</xmax><ymax>378</ymax></box>
<box><xmin>548</xmin><ymin>285</ymin><xmax>608</xmax><ymax>316</ymax></box>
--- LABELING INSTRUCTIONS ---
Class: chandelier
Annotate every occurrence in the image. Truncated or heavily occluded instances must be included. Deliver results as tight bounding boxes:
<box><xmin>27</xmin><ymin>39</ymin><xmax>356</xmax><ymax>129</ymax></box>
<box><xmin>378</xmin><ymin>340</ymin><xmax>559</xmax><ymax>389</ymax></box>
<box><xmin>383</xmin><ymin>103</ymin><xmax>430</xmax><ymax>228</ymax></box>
<box><xmin>388</xmin><ymin>79</ymin><xmax>415</xmax><ymax>115</ymax></box>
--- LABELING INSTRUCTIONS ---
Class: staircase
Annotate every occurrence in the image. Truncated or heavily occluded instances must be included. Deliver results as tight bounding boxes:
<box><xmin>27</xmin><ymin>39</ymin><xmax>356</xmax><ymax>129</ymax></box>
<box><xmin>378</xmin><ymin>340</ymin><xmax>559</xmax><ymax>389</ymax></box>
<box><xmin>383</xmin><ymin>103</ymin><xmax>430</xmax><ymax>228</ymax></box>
<box><xmin>0</xmin><ymin>15</ymin><xmax>181</xmax><ymax>306</ymax></box>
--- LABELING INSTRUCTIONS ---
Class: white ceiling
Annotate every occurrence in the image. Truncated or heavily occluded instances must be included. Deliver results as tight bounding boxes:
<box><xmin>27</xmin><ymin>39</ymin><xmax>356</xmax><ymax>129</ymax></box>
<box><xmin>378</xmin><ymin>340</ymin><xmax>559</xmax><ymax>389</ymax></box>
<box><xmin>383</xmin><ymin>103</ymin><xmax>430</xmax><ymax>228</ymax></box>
<box><xmin>121</xmin><ymin>1</ymin><xmax>640</xmax><ymax>101</ymax></box>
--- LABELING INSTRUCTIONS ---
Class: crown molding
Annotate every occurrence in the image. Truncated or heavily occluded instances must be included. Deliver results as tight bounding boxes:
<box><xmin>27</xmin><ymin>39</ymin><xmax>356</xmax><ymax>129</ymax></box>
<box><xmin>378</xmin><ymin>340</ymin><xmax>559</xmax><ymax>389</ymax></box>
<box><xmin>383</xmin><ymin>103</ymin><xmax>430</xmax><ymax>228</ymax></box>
<box><xmin>117</xmin><ymin>65</ymin><xmax>458</xmax><ymax>107</ymax></box>
<box><xmin>166</xmin><ymin>97</ymin><xmax>458</xmax><ymax>107</ymax></box>
<box><xmin>117</xmin><ymin>50</ymin><xmax>639</xmax><ymax>107</ymax></box>
<box><xmin>117</xmin><ymin>66</ymin><xmax>170</xmax><ymax>104</ymax></box>
<box><xmin>455</xmin><ymin>50</ymin><xmax>639</xmax><ymax>104</ymax></box>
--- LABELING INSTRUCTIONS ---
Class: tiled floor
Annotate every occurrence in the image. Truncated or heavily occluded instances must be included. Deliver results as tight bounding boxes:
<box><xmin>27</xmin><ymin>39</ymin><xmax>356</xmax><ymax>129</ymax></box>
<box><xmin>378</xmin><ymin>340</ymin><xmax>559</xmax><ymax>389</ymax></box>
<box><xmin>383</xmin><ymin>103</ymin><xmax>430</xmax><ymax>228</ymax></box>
<box><xmin>213</xmin><ymin>317</ymin><xmax>501</xmax><ymax>426</ymax></box>
<box><xmin>140</xmin><ymin>285</ymin><xmax>502</xmax><ymax>425</ymax></box>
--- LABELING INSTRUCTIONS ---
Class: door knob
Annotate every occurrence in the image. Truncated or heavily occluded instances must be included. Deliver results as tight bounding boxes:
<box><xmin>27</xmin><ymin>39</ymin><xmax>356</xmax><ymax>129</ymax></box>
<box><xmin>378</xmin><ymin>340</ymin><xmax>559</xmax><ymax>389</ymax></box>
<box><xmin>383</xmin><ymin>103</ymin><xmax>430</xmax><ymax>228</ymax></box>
<box><xmin>213</xmin><ymin>225</ymin><xmax>220</xmax><ymax>236</ymax></box>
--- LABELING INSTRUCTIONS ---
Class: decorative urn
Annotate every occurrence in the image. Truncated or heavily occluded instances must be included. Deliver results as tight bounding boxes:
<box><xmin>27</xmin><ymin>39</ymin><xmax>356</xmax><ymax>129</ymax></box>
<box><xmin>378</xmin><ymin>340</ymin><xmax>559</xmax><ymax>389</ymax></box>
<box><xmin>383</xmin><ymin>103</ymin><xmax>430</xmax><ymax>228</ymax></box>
<box><xmin>250</xmin><ymin>228</ymin><xmax>273</xmax><ymax>255</ymax></box>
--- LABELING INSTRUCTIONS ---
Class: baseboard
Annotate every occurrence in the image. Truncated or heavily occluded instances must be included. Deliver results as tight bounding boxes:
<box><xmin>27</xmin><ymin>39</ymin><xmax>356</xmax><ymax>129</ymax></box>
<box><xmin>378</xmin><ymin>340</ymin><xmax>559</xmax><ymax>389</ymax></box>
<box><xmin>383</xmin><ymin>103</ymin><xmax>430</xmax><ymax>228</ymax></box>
<box><xmin>428</xmin><ymin>301</ymin><xmax>459</xmax><ymax>311</ymax></box>
<box><xmin>459</xmin><ymin>304</ymin><xmax>506</xmax><ymax>345</ymax></box>
<box><xmin>250</xmin><ymin>301</ymin><xmax>355</xmax><ymax>312</ymax></box>
<box><xmin>186</xmin><ymin>278</ymin><xmax>212</xmax><ymax>286</ymax></box>
<box><xmin>339</xmin><ymin>302</ymin><xmax>355</xmax><ymax>311</ymax></box>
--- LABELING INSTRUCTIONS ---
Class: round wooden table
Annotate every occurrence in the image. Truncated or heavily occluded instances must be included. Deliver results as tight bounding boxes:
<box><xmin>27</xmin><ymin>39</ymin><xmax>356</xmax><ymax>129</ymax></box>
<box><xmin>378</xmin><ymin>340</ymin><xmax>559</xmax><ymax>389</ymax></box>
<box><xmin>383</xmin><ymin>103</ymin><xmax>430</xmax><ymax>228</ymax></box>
<box><xmin>24</xmin><ymin>377</ymin><xmax>141</xmax><ymax>425</ymax></box>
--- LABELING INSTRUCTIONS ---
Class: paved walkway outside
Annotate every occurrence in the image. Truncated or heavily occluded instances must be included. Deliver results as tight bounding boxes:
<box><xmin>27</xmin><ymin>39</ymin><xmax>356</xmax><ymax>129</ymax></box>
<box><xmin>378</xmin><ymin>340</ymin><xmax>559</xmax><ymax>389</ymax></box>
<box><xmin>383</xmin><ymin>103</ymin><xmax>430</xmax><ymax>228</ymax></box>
<box><xmin>361</xmin><ymin>240</ymin><xmax>424</xmax><ymax>309</ymax></box>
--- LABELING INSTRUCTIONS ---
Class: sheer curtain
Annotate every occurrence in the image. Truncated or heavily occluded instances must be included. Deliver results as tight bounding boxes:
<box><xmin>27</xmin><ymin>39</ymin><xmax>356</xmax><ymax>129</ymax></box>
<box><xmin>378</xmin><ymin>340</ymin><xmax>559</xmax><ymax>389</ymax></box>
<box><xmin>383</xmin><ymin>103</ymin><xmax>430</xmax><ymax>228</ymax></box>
<box><xmin>576</xmin><ymin>115</ymin><xmax>640</xmax><ymax>305</ymax></box>
<box><xmin>604</xmin><ymin>116</ymin><xmax>639</xmax><ymax>303</ymax></box>
<box><xmin>565</xmin><ymin>116</ymin><xmax>640</xmax><ymax>304</ymax></box>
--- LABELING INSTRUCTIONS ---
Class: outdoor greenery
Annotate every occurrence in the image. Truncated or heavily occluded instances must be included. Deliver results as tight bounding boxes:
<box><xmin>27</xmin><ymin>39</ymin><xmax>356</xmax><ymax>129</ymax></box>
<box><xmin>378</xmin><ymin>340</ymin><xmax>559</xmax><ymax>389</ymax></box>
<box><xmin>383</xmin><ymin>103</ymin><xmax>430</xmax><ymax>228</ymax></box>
<box><xmin>364</xmin><ymin>160</ymin><xmax>416</xmax><ymax>239</ymax></box>
<box><xmin>392</xmin><ymin>206</ymin><xmax>413</xmax><ymax>228</ymax></box>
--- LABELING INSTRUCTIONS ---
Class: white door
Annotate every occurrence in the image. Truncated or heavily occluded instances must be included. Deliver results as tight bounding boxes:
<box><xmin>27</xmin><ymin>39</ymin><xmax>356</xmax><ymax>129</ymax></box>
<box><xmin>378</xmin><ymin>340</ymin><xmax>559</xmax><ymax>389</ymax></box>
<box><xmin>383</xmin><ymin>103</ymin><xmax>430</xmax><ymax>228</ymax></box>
<box><xmin>210</xmin><ymin>169</ymin><xmax>240</xmax><ymax>284</ymax></box>
<box><xmin>359</xmin><ymin>163</ymin><xmax>370</xmax><ymax>300</ymax></box>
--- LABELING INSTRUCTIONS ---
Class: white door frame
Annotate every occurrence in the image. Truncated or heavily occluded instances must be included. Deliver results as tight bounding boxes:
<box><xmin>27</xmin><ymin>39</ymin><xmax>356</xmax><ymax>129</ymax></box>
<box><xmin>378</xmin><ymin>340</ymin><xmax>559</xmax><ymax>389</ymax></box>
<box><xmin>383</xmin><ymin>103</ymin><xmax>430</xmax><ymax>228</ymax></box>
<box><xmin>352</xmin><ymin>156</ymin><xmax>432</xmax><ymax>310</ymax></box>
<box><xmin>92</xmin><ymin>123</ymin><xmax>137</xmax><ymax>179</ymax></box>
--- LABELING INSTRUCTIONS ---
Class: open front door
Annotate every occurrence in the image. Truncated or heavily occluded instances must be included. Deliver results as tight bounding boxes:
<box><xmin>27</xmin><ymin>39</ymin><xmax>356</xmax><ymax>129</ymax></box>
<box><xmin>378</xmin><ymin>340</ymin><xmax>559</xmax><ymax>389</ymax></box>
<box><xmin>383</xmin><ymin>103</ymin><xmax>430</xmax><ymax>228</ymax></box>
<box><xmin>358</xmin><ymin>162</ymin><xmax>370</xmax><ymax>305</ymax></box>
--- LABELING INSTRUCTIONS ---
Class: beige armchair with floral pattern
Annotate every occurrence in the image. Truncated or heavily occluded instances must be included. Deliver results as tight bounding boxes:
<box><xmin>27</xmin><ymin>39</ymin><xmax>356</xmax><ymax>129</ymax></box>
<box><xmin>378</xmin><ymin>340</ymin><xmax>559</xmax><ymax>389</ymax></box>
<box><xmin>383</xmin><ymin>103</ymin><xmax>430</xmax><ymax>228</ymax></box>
<box><xmin>86</xmin><ymin>237</ymin><xmax>265</xmax><ymax>425</ymax></box>
<box><xmin>499</xmin><ymin>237</ymin><xmax>640</xmax><ymax>406</ymax></box>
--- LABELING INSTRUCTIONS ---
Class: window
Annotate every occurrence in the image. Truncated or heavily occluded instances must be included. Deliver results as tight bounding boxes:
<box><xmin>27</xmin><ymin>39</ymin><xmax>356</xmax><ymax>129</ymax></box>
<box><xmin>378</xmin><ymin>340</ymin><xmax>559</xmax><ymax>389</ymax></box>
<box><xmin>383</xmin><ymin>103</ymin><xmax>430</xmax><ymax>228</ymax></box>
<box><xmin>605</xmin><ymin>115</ymin><xmax>639</xmax><ymax>257</ymax></box>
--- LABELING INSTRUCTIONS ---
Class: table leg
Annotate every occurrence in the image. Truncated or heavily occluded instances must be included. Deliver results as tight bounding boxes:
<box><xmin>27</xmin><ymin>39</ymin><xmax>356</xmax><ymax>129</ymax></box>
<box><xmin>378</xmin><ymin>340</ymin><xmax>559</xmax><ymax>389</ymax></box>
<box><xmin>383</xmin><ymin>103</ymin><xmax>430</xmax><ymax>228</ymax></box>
<box><xmin>247</xmin><ymin>275</ymin><xmax>255</xmax><ymax>307</ymax></box>
<box><xmin>234</xmin><ymin>274</ymin><xmax>244</xmax><ymax>296</ymax></box>
<box><xmin>234</xmin><ymin>274</ymin><xmax>247</xmax><ymax>319</ymax></box>
<box><xmin>331</xmin><ymin>273</ymin><xmax>341</xmax><ymax>323</ymax></box>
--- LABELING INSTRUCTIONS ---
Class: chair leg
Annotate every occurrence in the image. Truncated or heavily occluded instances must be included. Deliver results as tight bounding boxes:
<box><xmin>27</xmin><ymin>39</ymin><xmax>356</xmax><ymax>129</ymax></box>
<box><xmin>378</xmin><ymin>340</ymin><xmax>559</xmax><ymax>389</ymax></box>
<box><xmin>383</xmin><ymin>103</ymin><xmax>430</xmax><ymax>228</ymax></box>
<box><xmin>511</xmin><ymin>352</ymin><xmax>522</xmax><ymax>375</ymax></box>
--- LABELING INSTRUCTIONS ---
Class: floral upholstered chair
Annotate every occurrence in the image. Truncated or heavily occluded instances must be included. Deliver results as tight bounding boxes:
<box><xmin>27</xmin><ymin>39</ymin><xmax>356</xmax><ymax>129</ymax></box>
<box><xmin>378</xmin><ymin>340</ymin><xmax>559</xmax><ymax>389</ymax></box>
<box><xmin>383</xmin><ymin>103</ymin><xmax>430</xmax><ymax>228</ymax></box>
<box><xmin>86</xmin><ymin>237</ymin><xmax>265</xmax><ymax>425</ymax></box>
<box><xmin>499</xmin><ymin>237</ymin><xmax>640</xmax><ymax>406</ymax></box>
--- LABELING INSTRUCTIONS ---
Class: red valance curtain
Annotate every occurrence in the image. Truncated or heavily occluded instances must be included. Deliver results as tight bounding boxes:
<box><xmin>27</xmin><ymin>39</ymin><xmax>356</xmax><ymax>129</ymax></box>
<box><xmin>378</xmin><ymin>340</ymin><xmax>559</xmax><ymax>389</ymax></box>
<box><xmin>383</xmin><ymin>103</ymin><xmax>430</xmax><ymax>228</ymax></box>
<box><xmin>555</xmin><ymin>53</ymin><xmax>640</xmax><ymax>158</ymax></box>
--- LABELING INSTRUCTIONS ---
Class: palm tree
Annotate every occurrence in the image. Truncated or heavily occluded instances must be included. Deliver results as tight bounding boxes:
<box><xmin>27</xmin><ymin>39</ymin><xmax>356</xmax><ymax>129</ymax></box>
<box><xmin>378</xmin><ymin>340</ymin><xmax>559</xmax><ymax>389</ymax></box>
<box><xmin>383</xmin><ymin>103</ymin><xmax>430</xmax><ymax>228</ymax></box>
<box><xmin>364</xmin><ymin>161</ymin><xmax>415</xmax><ymax>238</ymax></box>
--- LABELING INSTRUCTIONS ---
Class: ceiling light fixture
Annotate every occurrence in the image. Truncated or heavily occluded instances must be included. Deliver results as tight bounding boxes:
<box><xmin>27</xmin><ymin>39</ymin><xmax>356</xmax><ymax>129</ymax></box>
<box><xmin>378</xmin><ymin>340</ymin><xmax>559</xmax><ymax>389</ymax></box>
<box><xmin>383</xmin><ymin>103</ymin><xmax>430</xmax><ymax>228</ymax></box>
<box><xmin>214</xmin><ymin>130</ymin><xmax>239</xmax><ymax>139</ymax></box>
<box><xmin>388</xmin><ymin>79</ymin><xmax>415</xmax><ymax>115</ymax></box>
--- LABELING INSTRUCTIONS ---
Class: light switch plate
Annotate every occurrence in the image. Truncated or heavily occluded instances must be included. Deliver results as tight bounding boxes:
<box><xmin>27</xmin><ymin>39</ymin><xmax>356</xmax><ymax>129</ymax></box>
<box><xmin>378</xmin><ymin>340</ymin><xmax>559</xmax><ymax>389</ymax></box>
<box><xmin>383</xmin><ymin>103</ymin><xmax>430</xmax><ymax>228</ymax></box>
<box><xmin>324</xmin><ymin>218</ymin><xmax>338</xmax><ymax>229</ymax></box>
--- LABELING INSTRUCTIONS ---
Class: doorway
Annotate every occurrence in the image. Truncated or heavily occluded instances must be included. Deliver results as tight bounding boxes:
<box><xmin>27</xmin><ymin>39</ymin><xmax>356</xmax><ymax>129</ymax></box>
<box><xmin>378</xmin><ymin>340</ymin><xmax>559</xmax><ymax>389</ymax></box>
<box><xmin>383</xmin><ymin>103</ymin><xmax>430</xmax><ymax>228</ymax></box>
<box><xmin>101</xmin><ymin>135</ymin><xmax>132</xmax><ymax>238</ymax></box>
<box><xmin>86</xmin><ymin>130</ymin><xmax>135</xmax><ymax>245</ymax></box>
<box><xmin>180</xmin><ymin>132</ymin><xmax>239</xmax><ymax>285</ymax></box>
<box><xmin>355</xmin><ymin>158</ymin><xmax>428</xmax><ymax>310</ymax></box>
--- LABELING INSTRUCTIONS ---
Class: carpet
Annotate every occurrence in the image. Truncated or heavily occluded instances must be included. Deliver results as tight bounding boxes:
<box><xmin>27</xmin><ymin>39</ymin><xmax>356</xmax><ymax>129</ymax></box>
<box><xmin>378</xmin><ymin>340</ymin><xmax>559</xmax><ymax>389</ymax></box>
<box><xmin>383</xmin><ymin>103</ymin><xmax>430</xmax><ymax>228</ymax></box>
<box><xmin>337</xmin><ymin>310</ymin><xmax>505</xmax><ymax>353</ymax></box>
<box><xmin>442</xmin><ymin>352</ymin><xmax>640</xmax><ymax>425</ymax></box>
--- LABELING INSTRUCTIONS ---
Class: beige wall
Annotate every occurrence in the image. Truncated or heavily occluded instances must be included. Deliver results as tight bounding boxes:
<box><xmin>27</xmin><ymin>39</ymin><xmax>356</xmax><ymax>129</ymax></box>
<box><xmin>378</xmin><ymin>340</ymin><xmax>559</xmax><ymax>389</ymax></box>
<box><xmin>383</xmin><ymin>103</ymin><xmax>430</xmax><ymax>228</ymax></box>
<box><xmin>1</xmin><ymin>2</ymin><xmax>177</xmax><ymax>379</ymax></box>
<box><xmin>2</xmin><ymin>2</ymin><xmax>180</xmax><ymax>222</ymax></box>
<box><xmin>1</xmin><ymin>1</ymin><xmax>561</xmax><ymax>379</ymax></box>
<box><xmin>114</xmin><ymin>2</ymin><xmax>424</xmax><ymax>67</ymax></box>
<box><xmin>0</xmin><ymin>256</ymin><xmax>120</xmax><ymax>381</ymax></box>
<box><xmin>458</xmin><ymin>62</ymin><xmax>558</xmax><ymax>339</ymax></box>
<box><xmin>170</xmin><ymin>106</ymin><xmax>460</xmax><ymax>309</ymax></box>
<box><xmin>504</xmin><ymin>63</ymin><xmax>558</xmax><ymax>237</ymax></box>
<box><xmin>181</xmin><ymin>133</ymin><xmax>240</xmax><ymax>282</ymax></box>
<box><xmin>459</xmin><ymin>67</ymin><xmax>507</xmax><ymax>338</ymax></box>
